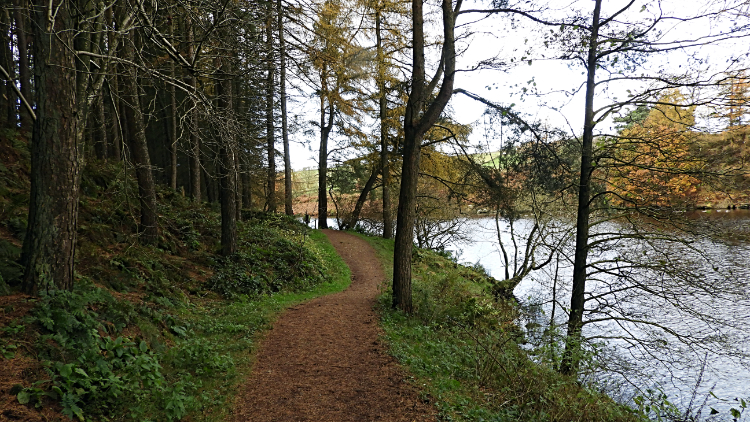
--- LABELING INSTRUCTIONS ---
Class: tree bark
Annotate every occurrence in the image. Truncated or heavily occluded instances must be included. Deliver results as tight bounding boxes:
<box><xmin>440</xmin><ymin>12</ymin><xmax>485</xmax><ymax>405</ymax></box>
<box><xmin>12</xmin><ymin>0</ymin><xmax>32</xmax><ymax>132</ymax></box>
<box><xmin>1</xmin><ymin>10</ymin><xmax>16</xmax><ymax>127</ymax></box>
<box><xmin>73</xmin><ymin>0</ymin><xmax>92</xmax><ymax>153</ymax></box>
<box><xmin>169</xmin><ymin>20</ymin><xmax>178</xmax><ymax>190</ymax></box>
<box><xmin>279</xmin><ymin>0</ymin><xmax>293</xmax><ymax>216</ymax></box>
<box><xmin>375</xmin><ymin>7</ymin><xmax>392</xmax><ymax>238</ymax></box>
<box><xmin>392</xmin><ymin>0</ymin><xmax>460</xmax><ymax>312</ymax></box>
<box><xmin>109</xmin><ymin>76</ymin><xmax>123</xmax><ymax>161</ymax></box>
<box><xmin>21</xmin><ymin>0</ymin><xmax>79</xmax><ymax>294</ymax></box>
<box><xmin>235</xmin><ymin>153</ymin><xmax>242</xmax><ymax>219</ymax></box>
<box><xmin>242</xmin><ymin>154</ymin><xmax>252</xmax><ymax>209</ymax></box>
<box><xmin>318</xmin><ymin>81</ymin><xmax>334</xmax><ymax>229</ymax></box>
<box><xmin>266</xmin><ymin>2</ymin><xmax>276</xmax><ymax>213</ymax></box>
<box><xmin>560</xmin><ymin>0</ymin><xmax>602</xmax><ymax>377</ymax></box>
<box><xmin>218</xmin><ymin>62</ymin><xmax>237</xmax><ymax>256</ymax></box>
<box><xmin>95</xmin><ymin>92</ymin><xmax>109</xmax><ymax>159</ymax></box>
<box><xmin>185</xmin><ymin>17</ymin><xmax>201</xmax><ymax>202</ymax></box>
<box><xmin>122</xmin><ymin>34</ymin><xmax>159</xmax><ymax>245</ymax></box>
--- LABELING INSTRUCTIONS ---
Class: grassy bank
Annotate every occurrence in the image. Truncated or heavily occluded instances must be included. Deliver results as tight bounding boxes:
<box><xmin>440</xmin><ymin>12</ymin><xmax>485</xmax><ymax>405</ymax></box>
<box><xmin>0</xmin><ymin>154</ymin><xmax>351</xmax><ymax>421</ymax></box>
<box><xmin>358</xmin><ymin>234</ymin><xmax>640</xmax><ymax>422</ymax></box>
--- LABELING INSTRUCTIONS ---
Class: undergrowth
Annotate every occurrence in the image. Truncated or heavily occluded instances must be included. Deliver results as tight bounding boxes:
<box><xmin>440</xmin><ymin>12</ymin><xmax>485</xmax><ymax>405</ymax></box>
<box><xmin>359</xmin><ymin>234</ymin><xmax>640</xmax><ymax>422</ymax></box>
<box><xmin>0</xmin><ymin>155</ymin><xmax>351</xmax><ymax>422</ymax></box>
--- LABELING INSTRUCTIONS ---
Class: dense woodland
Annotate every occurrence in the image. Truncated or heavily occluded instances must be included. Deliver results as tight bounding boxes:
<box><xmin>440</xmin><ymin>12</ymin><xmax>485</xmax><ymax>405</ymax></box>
<box><xmin>2</xmin><ymin>0</ymin><xmax>750</xmax><ymax>419</ymax></box>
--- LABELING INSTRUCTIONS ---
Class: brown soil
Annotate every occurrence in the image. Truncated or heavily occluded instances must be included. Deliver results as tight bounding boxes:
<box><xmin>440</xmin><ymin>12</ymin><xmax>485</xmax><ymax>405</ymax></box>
<box><xmin>0</xmin><ymin>294</ymin><xmax>61</xmax><ymax>422</ymax></box>
<box><xmin>232</xmin><ymin>230</ymin><xmax>435</xmax><ymax>422</ymax></box>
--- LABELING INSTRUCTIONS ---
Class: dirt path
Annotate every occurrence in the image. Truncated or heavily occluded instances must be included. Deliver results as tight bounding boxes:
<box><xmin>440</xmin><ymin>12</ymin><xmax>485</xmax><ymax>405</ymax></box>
<box><xmin>232</xmin><ymin>230</ymin><xmax>435</xmax><ymax>421</ymax></box>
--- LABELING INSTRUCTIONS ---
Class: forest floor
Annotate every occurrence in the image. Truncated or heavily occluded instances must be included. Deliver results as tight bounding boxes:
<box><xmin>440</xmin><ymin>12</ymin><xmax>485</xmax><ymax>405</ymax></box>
<box><xmin>231</xmin><ymin>229</ymin><xmax>435</xmax><ymax>422</ymax></box>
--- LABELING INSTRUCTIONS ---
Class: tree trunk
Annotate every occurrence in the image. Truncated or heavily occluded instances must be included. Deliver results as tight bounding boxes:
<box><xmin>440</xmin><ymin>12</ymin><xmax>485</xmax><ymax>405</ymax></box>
<box><xmin>560</xmin><ymin>0</ymin><xmax>602</xmax><ymax>377</ymax></box>
<box><xmin>169</xmin><ymin>21</ymin><xmax>178</xmax><ymax>190</ymax></box>
<box><xmin>217</xmin><ymin>41</ymin><xmax>237</xmax><ymax>255</ymax></box>
<box><xmin>342</xmin><ymin>166</ymin><xmax>379</xmax><ymax>230</ymax></box>
<box><xmin>375</xmin><ymin>7</ymin><xmax>392</xmax><ymax>239</ymax></box>
<box><xmin>203</xmin><ymin>162</ymin><xmax>217</xmax><ymax>203</ymax></box>
<box><xmin>109</xmin><ymin>77</ymin><xmax>123</xmax><ymax>161</ymax></box>
<box><xmin>265</xmin><ymin>3</ymin><xmax>276</xmax><ymax>213</ymax></box>
<box><xmin>242</xmin><ymin>155</ymin><xmax>252</xmax><ymax>209</ymax></box>
<box><xmin>122</xmin><ymin>36</ymin><xmax>159</xmax><ymax>245</ymax></box>
<box><xmin>392</xmin><ymin>0</ymin><xmax>459</xmax><ymax>312</ymax></box>
<box><xmin>73</xmin><ymin>0</ymin><xmax>92</xmax><ymax>154</ymax></box>
<box><xmin>105</xmin><ymin>7</ymin><xmax>122</xmax><ymax>162</ymax></box>
<box><xmin>185</xmin><ymin>17</ymin><xmax>201</xmax><ymax>201</ymax></box>
<box><xmin>21</xmin><ymin>0</ymin><xmax>79</xmax><ymax>294</ymax></box>
<box><xmin>12</xmin><ymin>0</ymin><xmax>32</xmax><ymax>132</ymax></box>
<box><xmin>318</xmin><ymin>90</ymin><xmax>334</xmax><ymax>229</ymax></box>
<box><xmin>168</xmin><ymin>80</ymin><xmax>178</xmax><ymax>189</ymax></box>
<box><xmin>279</xmin><ymin>0</ymin><xmax>293</xmax><ymax>216</ymax></box>
<box><xmin>392</xmin><ymin>129</ymin><xmax>421</xmax><ymax>313</ymax></box>
<box><xmin>235</xmin><ymin>155</ymin><xmax>242</xmax><ymax>219</ymax></box>
<box><xmin>94</xmin><ymin>92</ymin><xmax>109</xmax><ymax>159</ymax></box>
<box><xmin>1</xmin><ymin>10</ymin><xmax>16</xmax><ymax>127</ymax></box>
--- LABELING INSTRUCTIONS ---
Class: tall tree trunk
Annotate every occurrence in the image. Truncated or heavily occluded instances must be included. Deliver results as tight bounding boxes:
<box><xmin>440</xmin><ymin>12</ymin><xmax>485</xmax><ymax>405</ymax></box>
<box><xmin>106</xmin><ymin>7</ymin><xmax>122</xmax><ymax>162</ymax></box>
<box><xmin>122</xmin><ymin>35</ymin><xmax>159</xmax><ymax>245</ymax></box>
<box><xmin>21</xmin><ymin>0</ymin><xmax>79</xmax><ymax>294</ymax></box>
<box><xmin>185</xmin><ymin>17</ymin><xmax>201</xmax><ymax>201</ymax></box>
<box><xmin>235</xmin><ymin>155</ymin><xmax>242</xmax><ymax>219</ymax></box>
<box><xmin>392</xmin><ymin>0</ymin><xmax>459</xmax><ymax>312</ymax></box>
<box><xmin>318</xmin><ymin>85</ymin><xmax>334</xmax><ymax>229</ymax></box>
<box><xmin>73</xmin><ymin>0</ymin><xmax>92</xmax><ymax>154</ymax></box>
<box><xmin>95</xmin><ymin>92</ymin><xmax>109</xmax><ymax>159</ymax></box>
<box><xmin>217</xmin><ymin>60</ymin><xmax>237</xmax><ymax>256</ymax></box>
<box><xmin>242</xmin><ymin>160</ymin><xmax>252</xmax><ymax>209</ymax></box>
<box><xmin>279</xmin><ymin>0</ymin><xmax>293</xmax><ymax>216</ymax></box>
<box><xmin>169</xmin><ymin>21</ymin><xmax>178</xmax><ymax>190</ymax></box>
<box><xmin>0</xmin><ymin>10</ymin><xmax>15</xmax><ymax>127</ymax></box>
<box><xmin>265</xmin><ymin>4</ymin><xmax>276</xmax><ymax>213</ymax></box>
<box><xmin>12</xmin><ymin>0</ymin><xmax>32</xmax><ymax>132</ymax></box>
<box><xmin>109</xmin><ymin>77</ymin><xmax>123</xmax><ymax>161</ymax></box>
<box><xmin>375</xmin><ymin>7</ymin><xmax>392</xmax><ymax>238</ymax></box>
<box><xmin>393</xmin><ymin>129</ymin><xmax>421</xmax><ymax>313</ymax></box>
<box><xmin>560</xmin><ymin>0</ymin><xmax>602</xmax><ymax>377</ymax></box>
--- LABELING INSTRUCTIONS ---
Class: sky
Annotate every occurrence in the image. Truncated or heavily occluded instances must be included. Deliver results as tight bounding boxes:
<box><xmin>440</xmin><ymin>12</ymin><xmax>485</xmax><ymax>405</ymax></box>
<box><xmin>286</xmin><ymin>0</ymin><xmax>750</xmax><ymax>170</ymax></box>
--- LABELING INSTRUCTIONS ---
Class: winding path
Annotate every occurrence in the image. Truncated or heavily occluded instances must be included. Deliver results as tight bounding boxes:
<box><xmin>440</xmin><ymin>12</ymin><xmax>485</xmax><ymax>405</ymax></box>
<box><xmin>232</xmin><ymin>230</ymin><xmax>435</xmax><ymax>421</ymax></box>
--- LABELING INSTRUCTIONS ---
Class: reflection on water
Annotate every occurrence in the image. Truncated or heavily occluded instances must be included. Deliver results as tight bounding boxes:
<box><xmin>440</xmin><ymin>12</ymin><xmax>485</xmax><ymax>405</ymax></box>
<box><xmin>445</xmin><ymin>215</ymin><xmax>750</xmax><ymax>415</ymax></box>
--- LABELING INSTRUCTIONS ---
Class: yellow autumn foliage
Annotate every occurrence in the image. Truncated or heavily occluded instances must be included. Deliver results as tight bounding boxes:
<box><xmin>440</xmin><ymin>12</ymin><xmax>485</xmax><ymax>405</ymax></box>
<box><xmin>608</xmin><ymin>91</ymin><xmax>704</xmax><ymax>208</ymax></box>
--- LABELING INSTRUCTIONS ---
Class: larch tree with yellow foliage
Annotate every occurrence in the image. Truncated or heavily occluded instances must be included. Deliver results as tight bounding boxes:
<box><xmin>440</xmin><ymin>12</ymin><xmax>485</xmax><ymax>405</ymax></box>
<box><xmin>607</xmin><ymin>91</ymin><xmax>704</xmax><ymax>209</ymax></box>
<box><xmin>306</xmin><ymin>0</ymin><xmax>368</xmax><ymax>228</ymax></box>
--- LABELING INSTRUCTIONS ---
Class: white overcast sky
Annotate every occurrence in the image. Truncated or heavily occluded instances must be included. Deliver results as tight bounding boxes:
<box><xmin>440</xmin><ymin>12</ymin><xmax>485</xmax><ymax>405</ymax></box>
<box><xmin>287</xmin><ymin>0</ymin><xmax>750</xmax><ymax>170</ymax></box>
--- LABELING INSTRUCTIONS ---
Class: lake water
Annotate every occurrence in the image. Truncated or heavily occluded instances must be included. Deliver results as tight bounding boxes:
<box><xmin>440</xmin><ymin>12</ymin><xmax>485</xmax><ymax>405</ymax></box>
<box><xmin>311</xmin><ymin>214</ymin><xmax>750</xmax><ymax>417</ymax></box>
<box><xmin>444</xmin><ymin>213</ymin><xmax>750</xmax><ymax>417</ymax></box>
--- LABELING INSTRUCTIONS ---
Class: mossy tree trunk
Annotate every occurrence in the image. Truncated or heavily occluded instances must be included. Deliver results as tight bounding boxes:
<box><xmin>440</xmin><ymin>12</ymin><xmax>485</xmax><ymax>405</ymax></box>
<box><xmin>21</xmin><ymin>0</ymin><xmax>79</xmax><ymax>294</ymax></box>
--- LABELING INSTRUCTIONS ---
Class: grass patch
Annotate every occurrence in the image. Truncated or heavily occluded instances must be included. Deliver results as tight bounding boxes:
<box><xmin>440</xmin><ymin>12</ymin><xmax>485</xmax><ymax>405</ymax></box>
<box><xmin>357</xmin><ymin>234</ymin><xmax>639</xmax><ymax>422</ymax></box>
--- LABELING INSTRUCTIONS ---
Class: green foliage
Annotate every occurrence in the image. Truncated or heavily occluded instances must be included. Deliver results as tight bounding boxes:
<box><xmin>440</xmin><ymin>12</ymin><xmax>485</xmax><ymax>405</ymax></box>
<box><xmin>1</xmin><ymin>154</ymin><xmax>354</xmax><ymax>421</ymax></box>
<box><xmin>208</xmin><ymin>216</ymin><xmax>328</xmax><ymax>298</ymax></box>
<box><xmin>362</xmin><ymin>234</ymin><xmax>637</xmax><ymax>422</ymax></box>
<box><xmin>166</xmin><ymin>337</ymin><xmax>234</xmax><ymax>377</ymax></box>
<box><xmin>20</xmin><ymin>281</ymin><xmax>193</xmax><ymax>421</ymax></box>
<box><xmin>632</xmin><ymin>388</ymin><xmax>680</xmax><ymax>422</ymax></box>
